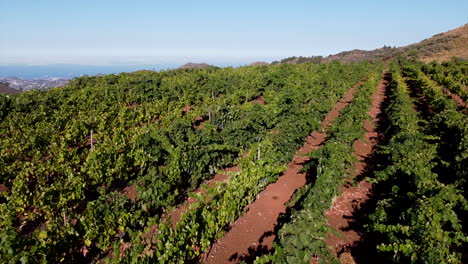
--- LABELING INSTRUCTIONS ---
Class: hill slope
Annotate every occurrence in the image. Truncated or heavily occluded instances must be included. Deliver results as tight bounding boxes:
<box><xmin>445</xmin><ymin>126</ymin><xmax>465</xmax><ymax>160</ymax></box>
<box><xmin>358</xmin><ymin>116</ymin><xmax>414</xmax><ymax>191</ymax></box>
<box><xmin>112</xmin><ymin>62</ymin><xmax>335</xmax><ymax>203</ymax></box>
<box><xmin>280</xmin><ymin>24</ymin><xmax>468</xmax><ymax>64</ymax></box>
<box><xmin>0</xmin><ymin>83</ymin><xmax>20</xmax><ymax>95</ymax></box>
<box><xmin>178</xmin><ymin>62</ymin><xmax>211</xmax><ymax>69</ymax></box>
<box><xmin>405</xmin><ymin>24</ymin><xmax>468</xmax><ymax>62</ymax></box>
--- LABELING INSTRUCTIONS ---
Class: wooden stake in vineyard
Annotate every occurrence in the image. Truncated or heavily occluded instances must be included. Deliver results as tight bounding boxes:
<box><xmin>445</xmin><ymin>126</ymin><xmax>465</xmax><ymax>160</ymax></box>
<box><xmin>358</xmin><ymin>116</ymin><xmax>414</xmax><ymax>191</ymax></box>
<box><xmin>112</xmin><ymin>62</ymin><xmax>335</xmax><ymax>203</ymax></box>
<box><xmin>257</xmin><ymin>145</ymin><xmax>261</xmax><ymax>160</ymax></box>
<box><xmin>90</xmin><ymin>129</ymin><xmax>94</xmax><ymax>151</ymax></box>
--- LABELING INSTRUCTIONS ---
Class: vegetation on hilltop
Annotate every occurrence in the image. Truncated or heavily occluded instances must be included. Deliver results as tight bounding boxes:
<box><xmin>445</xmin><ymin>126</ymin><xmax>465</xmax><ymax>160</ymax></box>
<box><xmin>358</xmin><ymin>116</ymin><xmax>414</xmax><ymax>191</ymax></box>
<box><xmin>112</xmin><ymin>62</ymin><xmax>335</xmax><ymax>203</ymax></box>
<box><xmin>178</xmin><ymin>63</ymin><xmax>212</xmax><ymax>69</ymax></box>
<box><xmin>278</xmin><ymin>24</ymin><xmax>468</xmax><ymax>65</ymax></box>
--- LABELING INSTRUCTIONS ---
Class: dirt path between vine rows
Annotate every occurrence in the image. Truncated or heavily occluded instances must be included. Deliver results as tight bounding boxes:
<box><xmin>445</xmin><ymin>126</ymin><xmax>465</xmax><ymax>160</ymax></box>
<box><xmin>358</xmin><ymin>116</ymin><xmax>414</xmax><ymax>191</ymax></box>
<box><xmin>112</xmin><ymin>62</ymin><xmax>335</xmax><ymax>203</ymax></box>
<box><xmin>323</xmin><ymin>75</ymin><xmax>387</xmax><ymax>264</ymax></box>
<box><xmin>202</xmin><ymin>79</ymin><xmax>365</xmax><ymax>264</ymax></box>
<box><xmin>441</xmin><ymin>87</ymin><xmax>467</xmax><ymax>111</ymax></box>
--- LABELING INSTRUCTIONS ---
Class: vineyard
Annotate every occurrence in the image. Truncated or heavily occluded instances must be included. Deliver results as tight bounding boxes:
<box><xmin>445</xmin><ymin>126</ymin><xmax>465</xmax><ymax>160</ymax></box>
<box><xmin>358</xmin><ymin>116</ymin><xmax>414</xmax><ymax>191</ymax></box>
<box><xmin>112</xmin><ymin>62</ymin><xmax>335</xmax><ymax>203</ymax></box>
<box><xmin>0</xmin><ymin>59</ymin><xmax>467</xmax><ymax>263</ymax></box>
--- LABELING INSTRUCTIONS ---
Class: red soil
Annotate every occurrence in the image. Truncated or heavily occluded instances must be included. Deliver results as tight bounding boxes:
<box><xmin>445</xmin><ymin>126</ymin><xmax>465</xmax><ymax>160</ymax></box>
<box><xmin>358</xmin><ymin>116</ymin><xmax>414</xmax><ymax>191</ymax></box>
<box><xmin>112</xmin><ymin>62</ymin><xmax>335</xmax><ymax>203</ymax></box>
<box><xmin>202</xmin><ymin>80</ymin><xmax>364</xmax><ymax>263</ymax></box>
<box><xmin>84</xmin><ymin>136</ymin><xmax>97</xmax><ymax>147</ymax></box>
<box><xmin>194</xmin><ymin>115</ymin><xmax>209</xmax><ymax>130</ymax></box>
<box><xmin>122</xmin><ymin>184</ymin><xmax>138</xmax><ymax>201</ymax></box>
<box><xmin>127</xmin><ymin>104</ymin><xmax>142</xmax><ymax>109</ymax></box>
<box><xmin>0</xmin><ymin>184</ymin><xmax>9</xmax><ymax>193</ymax></box>
<box><xmin>442</xmin><ymin>87</ymin><xmax>467</xmax><ymax>110</ymax></box>
<box><xmin>324</xmin><ymin>76</ymin><xmax>387</xmax><ymax>263</ymax></box>
<box><xmin>195</xmin><ymin>115</ymin><xmax>206</xmax><ymax>122</ymax></box>
<box><xmin>268</xmin><ymin>129</ymin><xmax>280</xmax><ymax>135</ymax></box>
<box><xmin>182</xmin><ymin>105</ymin><xmax>194</xmax><ymax>113</ymax></box>
<box><xmin>250</xmin><ymin>96</ymin><xmax>266</xmax><ymax>105</ymax></box>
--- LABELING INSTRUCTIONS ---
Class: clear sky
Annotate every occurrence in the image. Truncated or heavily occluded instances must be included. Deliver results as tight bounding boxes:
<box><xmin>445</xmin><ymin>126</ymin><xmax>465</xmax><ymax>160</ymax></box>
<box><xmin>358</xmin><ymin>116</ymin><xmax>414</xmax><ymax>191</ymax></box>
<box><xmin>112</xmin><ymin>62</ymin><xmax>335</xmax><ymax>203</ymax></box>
<box><xmin>0</xmin><ymin>0</ymin><xmax>467</xmax><ymax>65</ymax></box>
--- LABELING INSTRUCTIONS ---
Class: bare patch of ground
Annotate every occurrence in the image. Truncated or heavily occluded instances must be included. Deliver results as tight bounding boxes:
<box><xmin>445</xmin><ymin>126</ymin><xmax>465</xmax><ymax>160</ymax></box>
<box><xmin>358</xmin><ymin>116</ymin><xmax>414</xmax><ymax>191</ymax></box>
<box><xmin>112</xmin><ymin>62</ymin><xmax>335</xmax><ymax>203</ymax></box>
<box><xmin>182</xmin><ymin>105</ymin><xmax>194</xmax><ymax>113</ymax></box>
<box><xmin>250</xmin><ymin>96</ymin><xmax>266</xmax><ymax>105</ymax></box>
<box><xmin>122</xmin><ymin>184</ymin><xmax>138</xmax><ymax>201</ymax></box>
<box><xmin>442</xmin><ymin>87</ymin><xmax>467</xmax><ymax>111</ymax></box>
<box><xmin>0</xmin><ymin>183</ymin><xmax>9</xmax><ymax>193</ymax></box>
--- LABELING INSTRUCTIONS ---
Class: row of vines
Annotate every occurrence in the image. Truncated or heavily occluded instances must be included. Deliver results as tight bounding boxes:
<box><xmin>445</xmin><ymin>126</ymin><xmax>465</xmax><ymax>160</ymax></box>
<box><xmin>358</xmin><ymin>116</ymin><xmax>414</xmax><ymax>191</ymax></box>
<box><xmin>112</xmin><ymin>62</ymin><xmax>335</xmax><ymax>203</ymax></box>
<box><xmin>254</xmin><ymin>59</ymin><xmax>467</xmax><ymax>264</ymax></box>
<box><xmin>366</xmin><ymin>60</ymin><xmax>467</xmax><ymax>263</ymax></box>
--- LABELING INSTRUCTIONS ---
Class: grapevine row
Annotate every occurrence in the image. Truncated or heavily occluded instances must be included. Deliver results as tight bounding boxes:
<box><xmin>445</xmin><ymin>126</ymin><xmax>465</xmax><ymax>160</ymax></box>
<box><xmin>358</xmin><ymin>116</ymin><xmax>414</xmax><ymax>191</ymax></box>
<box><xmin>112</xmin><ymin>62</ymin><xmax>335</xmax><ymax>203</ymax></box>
<box><xmin>421</xmin><ymin>60</ymin><xmax>468</xmax><ymax>102</ymax></box>
<box><xmin>115</xmin><ymin>65</ymin><xmax>382</xmax><ymax>263</ymax></box>
<box><xmin>366</xmin><ymin>62</ymin><xmax>467</xmax><ymax>263</ymax></box>
<box><xmin>254</xmin><ymin>70</ymin><xmax>382</xmax><ymax>263</ymax></box>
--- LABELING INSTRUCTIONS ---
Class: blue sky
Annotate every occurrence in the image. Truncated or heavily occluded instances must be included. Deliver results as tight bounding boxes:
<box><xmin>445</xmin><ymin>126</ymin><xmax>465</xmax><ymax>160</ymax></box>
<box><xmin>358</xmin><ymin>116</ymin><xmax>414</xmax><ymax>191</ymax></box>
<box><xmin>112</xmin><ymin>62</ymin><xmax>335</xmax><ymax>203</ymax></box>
<box><xmin>0</xmin><ymin>0</ymin><xmax>467</xmax><ymax>65</ymax></box>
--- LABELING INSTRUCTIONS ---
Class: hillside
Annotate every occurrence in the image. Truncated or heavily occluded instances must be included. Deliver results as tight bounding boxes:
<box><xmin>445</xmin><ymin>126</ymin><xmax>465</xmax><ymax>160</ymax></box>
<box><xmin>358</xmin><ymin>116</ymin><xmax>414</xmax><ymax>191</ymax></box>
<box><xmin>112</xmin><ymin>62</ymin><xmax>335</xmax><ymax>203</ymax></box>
<box><xmin>404</xmin><ymin>24</ymin><xmax>468</xmax><ymax>62</ymax></box>
<box><xmin>178</xmin><ymin>62</ymin><xmax>211</xmax><ymax>69</ymax></box>
<box><xmin>248</xmin><ymin>61</ymin><xmax>269</xmax><ymax>66</ymax></box>
<box><xmin>279</xmin><ymin>24</ymin><xmax>468</xmax><ymax>64</ymax></box>
<box><xmin>322</xmin><ymin>46</ymin><xmax>398</xmax><ymax>63</ymax></box>
<box><xmin>0</xmin><ymin>82</ymin><xmax>20</xmax><ymax>95</ymax></box>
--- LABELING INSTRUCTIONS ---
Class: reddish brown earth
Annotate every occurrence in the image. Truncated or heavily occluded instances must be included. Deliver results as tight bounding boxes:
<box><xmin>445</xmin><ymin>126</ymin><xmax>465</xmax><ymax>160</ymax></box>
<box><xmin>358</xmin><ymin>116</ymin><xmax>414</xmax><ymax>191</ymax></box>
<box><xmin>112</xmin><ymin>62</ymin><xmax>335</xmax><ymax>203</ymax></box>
<box><xmin>323</xmin><ymin>76</ymin><xmax>387</xmax><ymax>263</ymax></box>
<box><xmin>0</xmin><ymin>183</ymin><xmax>9</xmax><ymax>193</ymax></box>
<box><xmin>194</xmin><ymin>115</ymin><xmax>209</xmax><ymax>130</ymax></box>
<box><xmin>250</xmin><ymin>96</ymin><xmax>266</xmax><ymax>105</ymax></box>
<box><xmin>122</xmin><ymin>184</ymin><xmax>138</xmax><ymax>201</ymax></box>
<box><xmin>84</xmin><ymin>136</ymin><xmax>97</xmax><ymax>147</ymax></box>
<box><xmin>202</xmin><ymin>80</ymin><xmax>365</xmax><ymax>264</ymax></box>
<box><xmin>442</xmin><ymin>87</ymin><xmax>467</xmax><ymax>110</ymax></box>
<box><xmin>127</xmin><ymin>104</ymin><xmax>142</xmax><ymax>109</ymax></box>
<box><xmin>182</xmin><ymin>105</ymin><xmax>194</xmax><ymax>113</ymax></box>
<box><xmin>268</xmin><ymin>129</ymin><xmax>280</xmax><ymax>135</ymax></box>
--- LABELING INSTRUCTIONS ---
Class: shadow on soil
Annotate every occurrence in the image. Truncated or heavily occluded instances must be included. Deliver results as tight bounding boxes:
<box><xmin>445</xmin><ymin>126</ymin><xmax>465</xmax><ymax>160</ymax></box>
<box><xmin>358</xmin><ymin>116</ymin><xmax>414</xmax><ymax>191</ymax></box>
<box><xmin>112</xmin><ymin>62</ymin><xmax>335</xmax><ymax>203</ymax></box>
<box><xmin>342</xmin><ymin>73</ymin><xmax>394</xmax><ymax>263</ymax></box>
<box><xmin>226</xmin><ymin>155</ymin><xmax>321</xmax><ymax>263</ymax></box>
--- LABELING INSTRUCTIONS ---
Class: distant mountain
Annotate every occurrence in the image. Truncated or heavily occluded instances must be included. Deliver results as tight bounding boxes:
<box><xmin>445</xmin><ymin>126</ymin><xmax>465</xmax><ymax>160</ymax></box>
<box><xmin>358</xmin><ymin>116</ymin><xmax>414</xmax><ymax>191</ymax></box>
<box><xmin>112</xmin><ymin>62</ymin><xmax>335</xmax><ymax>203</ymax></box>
<box><xmin>278</xmin><ymin>24</ymin><xmax>468</xmax><ymax>64</ymax></box>
<box><xmin>0</xmin><ymin>77</ymin><xmax>69</xmax><ymax>91</ymax></box>
<box><xmin>249</xmin><ymin>61</ymin><xmax>269</xmax><ymax>66</ymax></box>
<box><xmin>272</xmin><ymin>56</ymin><xmax>322</xmax><ymax>65</ymax></box>
<box><xmin>401</xmin><ymin>24</ymin><xmax>468</xmax><ymax>62</ymax></box>
<box><xmin>0</xmin><ymin>82</ymin><xmax>20</xmax><ymax>95</ymax></box>
<box><xmin>178</xmin><ymin>63</ymin><xmax>211</xmax><ymax>69</ymax></box>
